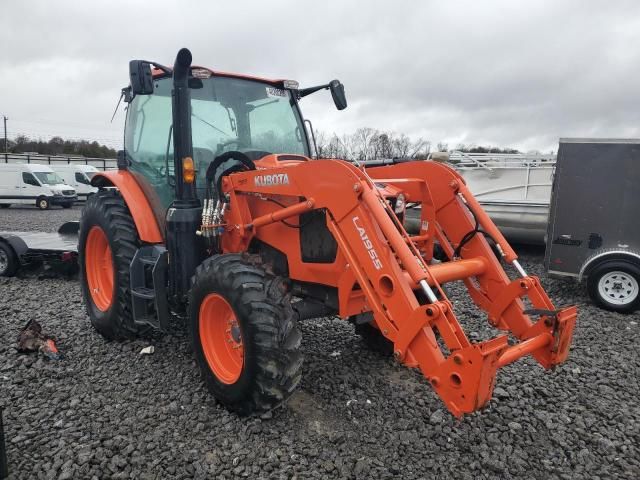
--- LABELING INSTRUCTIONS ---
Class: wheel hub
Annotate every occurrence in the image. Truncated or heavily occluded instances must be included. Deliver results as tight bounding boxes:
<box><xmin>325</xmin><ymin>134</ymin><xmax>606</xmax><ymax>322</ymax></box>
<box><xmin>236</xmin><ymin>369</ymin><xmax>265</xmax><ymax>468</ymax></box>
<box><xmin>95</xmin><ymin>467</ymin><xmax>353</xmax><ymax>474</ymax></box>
<box><xmin>230</xmin><ymin>323</ymin><xmax>242</xmax><ymax>344</ymax></box>
<box><xmin>598</xmin><ymin>271</ymin><xmax>639</xmax><ymax>306</ymax></box>
<box><xmin>85</xmin><ymin>226</ymin><xmax>115</xmax><ymax>311</ymax></box>
<box><xmin>199</xmin><ymin>293</ymin><xmax>244</xmax><ymax>384</ymax></box>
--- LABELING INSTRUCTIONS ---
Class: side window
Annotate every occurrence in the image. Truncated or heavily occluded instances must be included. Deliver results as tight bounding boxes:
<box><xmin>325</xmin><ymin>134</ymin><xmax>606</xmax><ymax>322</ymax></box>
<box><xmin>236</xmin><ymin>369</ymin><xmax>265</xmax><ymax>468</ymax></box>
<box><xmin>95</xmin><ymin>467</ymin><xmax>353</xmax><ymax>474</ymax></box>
<box><xmin>22</xmin><ymin>172</ymin><xmax>39</xmax><ymax>186</ymax></box>
<box><xmin>124</xmin><ymin>77</ymin><xmax>176</xmax><ymax>211</ymax></box>
<box><xmin>125</xmin><ymin>82</ymin><xmax>174</xmax><ymax>174</ymax></box>
<box><xmin>75</xmin><ymin>172</ymin><xmax>89</xmax><ymax>185</ymax></box>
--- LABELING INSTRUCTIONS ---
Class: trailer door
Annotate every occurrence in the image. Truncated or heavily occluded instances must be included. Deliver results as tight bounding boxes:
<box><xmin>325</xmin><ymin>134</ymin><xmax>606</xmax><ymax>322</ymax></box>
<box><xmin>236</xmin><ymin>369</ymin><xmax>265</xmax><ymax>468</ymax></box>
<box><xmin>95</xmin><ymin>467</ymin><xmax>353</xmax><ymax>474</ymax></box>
<box><xmin>545</xmin><ymin>139</ymin><xmax>640</xmax><ymax>277</ymax></box>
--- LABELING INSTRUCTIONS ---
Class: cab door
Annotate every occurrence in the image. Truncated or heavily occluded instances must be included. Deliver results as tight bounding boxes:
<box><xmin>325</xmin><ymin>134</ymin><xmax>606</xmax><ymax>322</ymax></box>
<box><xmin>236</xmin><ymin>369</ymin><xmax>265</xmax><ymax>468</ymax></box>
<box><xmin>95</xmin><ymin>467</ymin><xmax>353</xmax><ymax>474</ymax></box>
<box><xmin>21</xmin><ymin>172</ymin><xmax>42</xmax><ymax>204</ymax></box>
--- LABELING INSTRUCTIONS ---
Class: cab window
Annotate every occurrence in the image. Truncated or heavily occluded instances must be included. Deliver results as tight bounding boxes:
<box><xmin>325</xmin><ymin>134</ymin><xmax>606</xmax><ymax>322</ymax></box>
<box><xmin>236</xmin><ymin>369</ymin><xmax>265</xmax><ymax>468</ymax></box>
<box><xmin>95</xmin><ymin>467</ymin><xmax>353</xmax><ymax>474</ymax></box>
<box><xmin>75</xmin><ymin>172</ymin><xmax>91</xmax><ymax>185</ymax></box>
<box><xmin>22</xmin><ymin>172</ymin><xmax>40</xmax><ymax>186</ymax></box>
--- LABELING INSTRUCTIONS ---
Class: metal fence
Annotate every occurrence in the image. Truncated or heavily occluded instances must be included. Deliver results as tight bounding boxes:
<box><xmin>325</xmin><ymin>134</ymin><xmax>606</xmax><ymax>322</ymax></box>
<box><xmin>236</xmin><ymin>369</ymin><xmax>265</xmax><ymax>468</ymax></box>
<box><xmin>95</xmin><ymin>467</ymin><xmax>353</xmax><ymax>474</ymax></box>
<box><xmin>1</xmin><ymin>153</ymin><xmax>117</xmax><ymax>171</ymax></box>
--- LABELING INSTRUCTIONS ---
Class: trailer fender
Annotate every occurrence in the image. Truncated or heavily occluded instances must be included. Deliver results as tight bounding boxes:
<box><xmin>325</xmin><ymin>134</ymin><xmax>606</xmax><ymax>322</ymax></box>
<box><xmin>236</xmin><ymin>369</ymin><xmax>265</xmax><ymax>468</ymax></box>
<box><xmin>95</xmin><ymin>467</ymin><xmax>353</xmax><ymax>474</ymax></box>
<box><xmin>0</xmin><ymin>234</ymin><xmax>28</xmax><ymax>259</ymax></box>
<box><xmin>579</xmin><ymin>249</ymin><xmax>640</xmax><ymax>281</ymax></box>
<box><xmin>91</xmin><ymin>171</ymin><xmax>163</xmax><ymax>243</ymax></box>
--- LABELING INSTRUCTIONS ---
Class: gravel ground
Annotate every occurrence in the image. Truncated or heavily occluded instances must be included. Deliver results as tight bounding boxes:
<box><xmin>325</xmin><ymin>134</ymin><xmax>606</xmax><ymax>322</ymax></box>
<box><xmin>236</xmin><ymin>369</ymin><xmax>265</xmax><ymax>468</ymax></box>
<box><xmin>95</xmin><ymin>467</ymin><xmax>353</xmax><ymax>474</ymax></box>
<box><xmin>1</xmin><ymin>205</ymin><xmax>639</xmax><ymax>479</ymax></box>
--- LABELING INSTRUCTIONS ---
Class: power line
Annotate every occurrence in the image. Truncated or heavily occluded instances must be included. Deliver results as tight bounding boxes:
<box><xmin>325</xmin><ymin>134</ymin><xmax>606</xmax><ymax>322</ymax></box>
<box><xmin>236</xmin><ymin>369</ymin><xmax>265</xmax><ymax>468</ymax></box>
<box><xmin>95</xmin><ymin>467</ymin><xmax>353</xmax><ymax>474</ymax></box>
<box><xmin>2</xmin><ymin>116</ymin><xmax>7</xmax><ymax>153</ymax></box>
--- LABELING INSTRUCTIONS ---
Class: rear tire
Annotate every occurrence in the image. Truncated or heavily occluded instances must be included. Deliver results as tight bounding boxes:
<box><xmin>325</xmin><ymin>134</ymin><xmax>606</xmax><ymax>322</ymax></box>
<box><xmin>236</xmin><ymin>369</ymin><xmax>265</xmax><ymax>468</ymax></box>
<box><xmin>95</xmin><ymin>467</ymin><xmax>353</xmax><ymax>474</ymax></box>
<box><xmin>36</xmin><ymin>197</ymin><xmax>50</xmax><ymax>210</ymax></box>
<box><xmin>189</xmin><ymin>254</ymin><xmax>303</xmax><ymax>415</ymax></box>
<box><xmin>587</xmin><ymin>260</ymin><xmax>640</xmax><ymax>313</ymax></box>
<box><xmin>79</xmin><ymin>190</ymin><xmax>144</xmax><ymax>340</ymax></box>
<box><xmin>0</xmin><ymin>242</ymin><xmax>19</xmax><ymax>277</ymax></box>
<box><xmin>62</xmin><ymin>203</ymin><xmax>73</xmax><ymax>209</ymax></box>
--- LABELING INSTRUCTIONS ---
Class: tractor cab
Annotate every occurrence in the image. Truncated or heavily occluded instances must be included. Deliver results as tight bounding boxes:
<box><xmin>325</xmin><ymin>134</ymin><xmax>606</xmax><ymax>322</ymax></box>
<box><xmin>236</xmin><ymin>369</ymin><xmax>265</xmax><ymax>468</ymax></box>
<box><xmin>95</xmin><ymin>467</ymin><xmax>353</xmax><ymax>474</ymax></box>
<box><xmin>122</xmin><ymin>62</ymin><xmax>345</xmax><ymax>222</ymax></box>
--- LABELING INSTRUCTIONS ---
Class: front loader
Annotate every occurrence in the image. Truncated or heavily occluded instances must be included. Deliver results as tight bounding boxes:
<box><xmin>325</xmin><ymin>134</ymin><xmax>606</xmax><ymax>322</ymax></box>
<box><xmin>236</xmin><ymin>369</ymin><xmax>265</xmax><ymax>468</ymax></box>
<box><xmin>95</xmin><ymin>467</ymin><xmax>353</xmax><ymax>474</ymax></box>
<box><xmin>79</xmin><ymin>48</ymin><xmax>576</xmax><ymax>417</ymax></box>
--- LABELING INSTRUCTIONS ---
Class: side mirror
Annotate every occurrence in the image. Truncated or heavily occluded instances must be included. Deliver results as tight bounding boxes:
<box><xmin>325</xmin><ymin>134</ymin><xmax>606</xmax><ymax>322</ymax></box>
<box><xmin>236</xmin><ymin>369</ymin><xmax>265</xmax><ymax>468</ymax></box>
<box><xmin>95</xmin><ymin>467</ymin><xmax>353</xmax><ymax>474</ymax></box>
<box><xmin>329</xmin><ymin>80</ymin><xmax>347</xmax><ymax>110</ymax></box>
<box><xmin>129</xmin><ymin>60</ymin><xmax>154</xmax><ymax>95</ymax></box>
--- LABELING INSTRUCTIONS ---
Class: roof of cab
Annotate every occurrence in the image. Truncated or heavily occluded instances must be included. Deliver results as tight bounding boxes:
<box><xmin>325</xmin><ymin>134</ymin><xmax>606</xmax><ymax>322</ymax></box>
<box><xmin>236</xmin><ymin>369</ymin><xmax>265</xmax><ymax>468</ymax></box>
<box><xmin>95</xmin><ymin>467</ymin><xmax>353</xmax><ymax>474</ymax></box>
<box><xmin>151</xmin><ymin>66</ymin><xmax>284</xmax><ymax>86</ymax></box>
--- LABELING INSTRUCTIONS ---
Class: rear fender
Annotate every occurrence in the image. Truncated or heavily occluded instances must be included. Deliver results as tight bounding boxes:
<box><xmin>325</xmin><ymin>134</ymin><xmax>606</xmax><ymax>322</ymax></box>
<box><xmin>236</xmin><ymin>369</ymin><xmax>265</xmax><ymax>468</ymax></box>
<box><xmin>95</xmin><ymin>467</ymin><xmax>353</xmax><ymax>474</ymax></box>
<box><xmin>91</xmin><ymin>171</ymin><xmax>163</xmax><ymax>243</ymax></box>
<box><xmin>0</xmin><ymin>234</ymin><xmax>28</xmax><ymax>258</ymax></box>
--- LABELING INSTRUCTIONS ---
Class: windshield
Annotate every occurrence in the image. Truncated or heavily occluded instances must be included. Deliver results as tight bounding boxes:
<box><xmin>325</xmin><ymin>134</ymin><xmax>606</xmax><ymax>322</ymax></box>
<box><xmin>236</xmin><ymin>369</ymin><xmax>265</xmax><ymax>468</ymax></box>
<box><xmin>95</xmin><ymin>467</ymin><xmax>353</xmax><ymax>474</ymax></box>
<box><xmin>124</xmin><ymin>75</ymin><xmax>310</xmax><ymax>215</ymax></box>
<box><xmin>34</xmin><ymin>172</ymin><xmax>64</xmax><ymax>185</ymax></box>
<box><xmin>126</xmin><ymin>75</ymin><xmax>308</xmax><ymax>169</ymax></box>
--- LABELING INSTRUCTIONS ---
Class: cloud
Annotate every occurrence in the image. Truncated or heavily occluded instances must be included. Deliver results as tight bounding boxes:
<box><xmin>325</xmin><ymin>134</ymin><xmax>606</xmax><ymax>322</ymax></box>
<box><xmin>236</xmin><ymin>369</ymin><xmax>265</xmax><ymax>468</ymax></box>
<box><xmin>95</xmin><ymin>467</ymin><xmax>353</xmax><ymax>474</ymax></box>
<box><xmin>1</xmin><ymin>0</ymin><xmax>639</xmax><ymax>152</ymax></box>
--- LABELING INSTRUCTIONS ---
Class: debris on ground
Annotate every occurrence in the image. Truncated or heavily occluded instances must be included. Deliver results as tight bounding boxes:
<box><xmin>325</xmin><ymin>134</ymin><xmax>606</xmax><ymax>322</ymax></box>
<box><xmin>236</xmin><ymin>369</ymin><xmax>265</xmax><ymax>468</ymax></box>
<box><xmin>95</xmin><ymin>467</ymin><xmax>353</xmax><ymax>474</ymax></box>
<box><xmin>139</xmin><ymin>346</ymin><xmax>155</xmax><ymax>355</ymax></box>
<box><xmin>16</xmin><ymin>320</ymin><xmax>62</xmax><ymax>360</ymax></box>
<box><xmin>1</xmin><ymin>207</ymin><xmax>640</xmax><ymax>479</ymax></box>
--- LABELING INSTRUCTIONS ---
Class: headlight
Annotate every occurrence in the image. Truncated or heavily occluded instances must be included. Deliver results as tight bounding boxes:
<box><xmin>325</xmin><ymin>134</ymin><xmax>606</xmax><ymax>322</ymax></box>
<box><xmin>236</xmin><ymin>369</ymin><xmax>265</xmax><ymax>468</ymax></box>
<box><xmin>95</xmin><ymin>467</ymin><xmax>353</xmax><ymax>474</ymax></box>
<box><xmin>394</xmin><ymin>193</ymin><xmax>406</xmax><ymax>214</ymax></box>
<box><xmin>50</xmin><ymin>189</ymin><xmax>57</xmax><ymax>195</ymax></box>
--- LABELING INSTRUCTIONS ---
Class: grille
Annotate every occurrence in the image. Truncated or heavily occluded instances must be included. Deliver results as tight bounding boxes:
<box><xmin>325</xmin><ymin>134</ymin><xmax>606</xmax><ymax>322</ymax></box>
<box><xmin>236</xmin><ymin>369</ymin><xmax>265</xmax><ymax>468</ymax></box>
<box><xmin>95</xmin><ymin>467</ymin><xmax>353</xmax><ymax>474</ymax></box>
<box><xmin>62</xmin><ymin>190</ymin><xmax>75</xmax><ymax>196</ymax></box>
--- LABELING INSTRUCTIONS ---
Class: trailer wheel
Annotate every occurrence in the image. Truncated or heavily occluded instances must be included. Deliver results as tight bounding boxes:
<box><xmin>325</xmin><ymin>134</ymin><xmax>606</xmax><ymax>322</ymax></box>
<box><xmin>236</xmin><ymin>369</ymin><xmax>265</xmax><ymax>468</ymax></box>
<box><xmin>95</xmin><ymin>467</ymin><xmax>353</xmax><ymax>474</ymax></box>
<box><xmin>587</xmin><ymin>260</ymin><xmax>640</xmax><ymax>313</ymax></box>
<box><xmin>0</xmin><ymin>242</ymin><xmax>19</xmax><ymax>277</ymax></box>
<box><xmin>190</xmin><ymin>254</ymin><xmax>303</xmax><ymax>415</ymax></box>
<box><xmin>352</xmin><ymin>313</ymin><xmax>394</xmax><ymax>356</ymax></box>
<box><xmin>36</xmin><ymin>197</ymin><xmax>50</xmax><ymax>210</ymax></box>
<box><xmin>79</xmin><ymin>190</ymin><xmax>144</xmax><ymax>340</ymax></box>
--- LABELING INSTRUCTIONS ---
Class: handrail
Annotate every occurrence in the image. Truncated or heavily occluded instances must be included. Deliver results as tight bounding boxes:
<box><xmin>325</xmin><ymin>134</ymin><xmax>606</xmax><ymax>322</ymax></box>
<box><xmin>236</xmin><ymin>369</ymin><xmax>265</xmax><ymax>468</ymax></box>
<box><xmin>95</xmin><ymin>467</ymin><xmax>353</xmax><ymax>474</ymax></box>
<box><xmin>0</xmin><ymin>152</ymin><xmax>117</xmax><ymax>171</ymax></box>
<box><xmin>449</xmin><ymin>151</ymin><xmax>556</xmax><ymax>168</ymax></box>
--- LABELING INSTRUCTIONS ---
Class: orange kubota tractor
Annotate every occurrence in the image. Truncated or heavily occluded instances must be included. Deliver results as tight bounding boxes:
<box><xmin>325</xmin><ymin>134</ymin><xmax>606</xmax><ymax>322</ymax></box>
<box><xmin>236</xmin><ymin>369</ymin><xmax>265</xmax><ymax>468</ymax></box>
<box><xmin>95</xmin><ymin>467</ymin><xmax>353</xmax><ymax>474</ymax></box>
<box><xmin>79</xmin><ymin>48</ymin><xmax>576</xmax><ymax>417</ymax></box>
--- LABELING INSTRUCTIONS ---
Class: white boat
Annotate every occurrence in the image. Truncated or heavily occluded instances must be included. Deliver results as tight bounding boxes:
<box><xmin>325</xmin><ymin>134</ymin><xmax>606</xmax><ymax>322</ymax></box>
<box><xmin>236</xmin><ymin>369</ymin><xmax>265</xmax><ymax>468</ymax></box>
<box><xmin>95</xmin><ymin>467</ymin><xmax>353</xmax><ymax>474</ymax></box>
<box><xmin>448</xmin><ymin>152</ymin><xmax>556</xmax><ymax>244</ymax></box>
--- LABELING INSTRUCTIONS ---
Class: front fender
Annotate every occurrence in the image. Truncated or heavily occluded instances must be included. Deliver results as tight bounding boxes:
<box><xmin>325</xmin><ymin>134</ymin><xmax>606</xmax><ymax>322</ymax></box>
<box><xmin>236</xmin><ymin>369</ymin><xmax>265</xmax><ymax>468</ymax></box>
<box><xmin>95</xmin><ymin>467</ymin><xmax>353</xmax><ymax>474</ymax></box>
<box><xmin>91</xmin><ymin>171</ymin><xmax>163</xmax><ymax>243</ymax></box>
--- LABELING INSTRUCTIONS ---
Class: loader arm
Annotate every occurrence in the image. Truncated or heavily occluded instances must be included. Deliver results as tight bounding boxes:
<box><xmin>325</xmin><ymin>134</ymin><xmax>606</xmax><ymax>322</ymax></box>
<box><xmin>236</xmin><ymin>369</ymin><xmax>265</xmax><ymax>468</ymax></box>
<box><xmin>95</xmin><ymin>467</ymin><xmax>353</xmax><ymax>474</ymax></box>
<box><xmin>217</xmin><ymin>158</ymin><xmax>576</xmax><ymax>417</ymax></box>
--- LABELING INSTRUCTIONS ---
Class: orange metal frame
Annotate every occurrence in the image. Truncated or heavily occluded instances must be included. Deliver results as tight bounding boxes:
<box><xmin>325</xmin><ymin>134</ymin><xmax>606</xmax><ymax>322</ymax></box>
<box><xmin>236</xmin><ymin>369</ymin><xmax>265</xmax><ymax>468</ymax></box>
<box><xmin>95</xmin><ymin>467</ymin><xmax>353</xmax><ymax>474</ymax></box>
<box><xmin>217</xmin><ymin>155</ymin><xmax>576</xmax><ymax>417</ymax></box>
<box><xmin>91</xmin><ymin>171</ymin><xmax>164</xmax><ymax>243</ymax></box>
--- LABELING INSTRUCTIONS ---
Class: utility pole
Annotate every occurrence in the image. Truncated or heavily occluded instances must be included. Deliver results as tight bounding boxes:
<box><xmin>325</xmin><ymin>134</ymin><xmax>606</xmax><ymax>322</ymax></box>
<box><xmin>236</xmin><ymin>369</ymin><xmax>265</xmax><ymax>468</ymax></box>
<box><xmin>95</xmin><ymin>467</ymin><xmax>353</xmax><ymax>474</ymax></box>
<box><xmin>2</xmin><ymin>116</ymin><xmax>7</xmax><ymax>153</ymax></box>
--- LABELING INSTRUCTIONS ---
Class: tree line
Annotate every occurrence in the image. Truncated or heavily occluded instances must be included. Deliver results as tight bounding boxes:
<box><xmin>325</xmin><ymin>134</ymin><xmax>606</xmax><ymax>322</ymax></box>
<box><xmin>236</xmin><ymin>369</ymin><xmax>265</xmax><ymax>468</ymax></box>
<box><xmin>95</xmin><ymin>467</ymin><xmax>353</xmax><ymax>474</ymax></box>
<box><xmin>313</xmin><ymin>128</ymin><xmax>520</xmax><ymax>161</ymax></box>
<box><xmin>3</xmin><ymin>130</ymin><xmax>522</xmax><ymax>161</ymax></box>
<box><xmin>5</xmin><ymin>135</ymin><xmax>117</xmax><ymax>158</ymax></box>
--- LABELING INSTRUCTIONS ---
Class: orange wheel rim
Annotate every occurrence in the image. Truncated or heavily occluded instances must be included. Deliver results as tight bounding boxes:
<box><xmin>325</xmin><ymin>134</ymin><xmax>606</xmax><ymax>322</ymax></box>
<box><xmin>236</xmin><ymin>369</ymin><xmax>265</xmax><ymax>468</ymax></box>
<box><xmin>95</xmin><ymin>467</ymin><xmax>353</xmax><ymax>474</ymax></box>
<box><xmin>199</xmin><ymin>293</ymin><xmax>244</xmax><ymax>384</ymax></box>
<box><xmin>85</xmin><ymin>226</ymin><xmax>114</xmax><ymax>311</ymax></box>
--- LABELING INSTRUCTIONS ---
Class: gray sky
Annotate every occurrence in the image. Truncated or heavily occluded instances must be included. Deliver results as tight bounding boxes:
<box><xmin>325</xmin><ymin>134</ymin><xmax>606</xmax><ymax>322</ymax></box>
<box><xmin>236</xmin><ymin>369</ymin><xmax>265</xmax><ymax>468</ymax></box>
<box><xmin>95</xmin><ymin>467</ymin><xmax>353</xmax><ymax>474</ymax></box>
<box><xmin>1</xmin><ymin>0</ymin><xmax>639</xmax><ymax>152</ymax></box>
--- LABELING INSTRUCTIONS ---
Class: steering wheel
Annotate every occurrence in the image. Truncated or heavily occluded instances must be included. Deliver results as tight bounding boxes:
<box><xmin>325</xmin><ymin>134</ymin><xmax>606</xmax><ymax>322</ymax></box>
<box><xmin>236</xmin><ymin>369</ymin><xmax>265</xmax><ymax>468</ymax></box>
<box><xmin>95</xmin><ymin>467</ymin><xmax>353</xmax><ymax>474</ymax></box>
<box><xmin>207</xmin><ymin>151</ymin><xmax>257</xmax><ymax>201</ymax></box>
<box><xmin>215</xmin><ymin>138</ymin><xmax>241</xmax><ymax>155</ymax></box>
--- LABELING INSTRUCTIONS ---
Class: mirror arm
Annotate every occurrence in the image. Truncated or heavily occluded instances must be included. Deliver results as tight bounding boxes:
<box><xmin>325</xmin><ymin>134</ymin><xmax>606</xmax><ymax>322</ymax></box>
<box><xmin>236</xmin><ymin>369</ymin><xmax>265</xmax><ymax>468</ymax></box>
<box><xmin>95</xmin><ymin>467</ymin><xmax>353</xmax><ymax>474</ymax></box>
<box><xmin>298</xmin><ymin>84</ymin><xmax>329</xmax><ymax>98</ymax></box>
<box><xmin>141</xmin><ymin>60</ymin><xmax>172</xmax><ymax>75</ymax></box>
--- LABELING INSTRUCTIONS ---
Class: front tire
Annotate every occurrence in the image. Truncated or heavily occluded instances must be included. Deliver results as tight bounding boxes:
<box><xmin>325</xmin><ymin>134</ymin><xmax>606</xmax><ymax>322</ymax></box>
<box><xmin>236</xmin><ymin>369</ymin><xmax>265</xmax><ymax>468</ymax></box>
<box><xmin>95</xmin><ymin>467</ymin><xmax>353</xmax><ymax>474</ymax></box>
<box><xmin>190</xmin><ymin>254</ymin><xmax>303</xmax><ymax>415</ymax></box>
<box><xmin>36</xmin><ymin>197</ymin><xmax>50</xmax><ymax>210</ymax></box>
<box><xmin>587</xmin><ymin>260</ymin><xmax>640</xmax><ymax>313</ymax></box>
<box><xmin>79</xmin><ymin>190</ymin><xmax>144</xmax><ymax>340</ymax></box>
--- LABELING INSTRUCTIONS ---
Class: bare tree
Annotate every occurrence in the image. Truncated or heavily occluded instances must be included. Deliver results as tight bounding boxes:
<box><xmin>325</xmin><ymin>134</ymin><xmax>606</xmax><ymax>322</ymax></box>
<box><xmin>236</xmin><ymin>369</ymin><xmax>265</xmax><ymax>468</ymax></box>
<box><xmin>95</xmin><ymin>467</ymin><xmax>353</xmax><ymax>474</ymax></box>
<box><xmin>313</xmin><ymin>128</ymin><xmax>433</xmax><ymax>162</ymax></box>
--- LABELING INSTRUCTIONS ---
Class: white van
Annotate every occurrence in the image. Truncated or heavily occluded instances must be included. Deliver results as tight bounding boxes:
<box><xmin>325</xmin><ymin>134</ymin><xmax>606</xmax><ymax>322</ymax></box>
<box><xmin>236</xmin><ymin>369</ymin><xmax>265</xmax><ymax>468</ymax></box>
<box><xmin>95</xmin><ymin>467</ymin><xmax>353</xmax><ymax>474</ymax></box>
<box><xmin>50</xmin><ymin>165</ymin><xmax>98</xmax><ymax>200</ymax></box>
<box><xmin>0</xmin><ymin>164</ymin><xmax>78</xmax><ymax>210</ymax></box>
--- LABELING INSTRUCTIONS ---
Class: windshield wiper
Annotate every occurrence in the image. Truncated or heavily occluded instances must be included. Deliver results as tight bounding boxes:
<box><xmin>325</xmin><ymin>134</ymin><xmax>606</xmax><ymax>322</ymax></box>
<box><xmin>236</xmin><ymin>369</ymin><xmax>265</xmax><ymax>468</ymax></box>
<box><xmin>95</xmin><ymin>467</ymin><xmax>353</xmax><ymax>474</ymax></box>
<box><xmin>192</xmin><ymin>112</ymin><xmax>232</xmax><ymax>138</ymax></box>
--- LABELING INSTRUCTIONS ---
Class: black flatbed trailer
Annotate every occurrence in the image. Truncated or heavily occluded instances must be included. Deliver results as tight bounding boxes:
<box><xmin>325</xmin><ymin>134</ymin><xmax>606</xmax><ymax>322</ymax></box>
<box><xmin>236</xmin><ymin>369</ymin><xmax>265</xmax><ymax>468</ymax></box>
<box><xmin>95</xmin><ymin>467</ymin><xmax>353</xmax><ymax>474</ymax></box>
<box><xmin>0</xmin><ymin>222</ymin><xmax>79</xmax><ymax>276</ymax></box>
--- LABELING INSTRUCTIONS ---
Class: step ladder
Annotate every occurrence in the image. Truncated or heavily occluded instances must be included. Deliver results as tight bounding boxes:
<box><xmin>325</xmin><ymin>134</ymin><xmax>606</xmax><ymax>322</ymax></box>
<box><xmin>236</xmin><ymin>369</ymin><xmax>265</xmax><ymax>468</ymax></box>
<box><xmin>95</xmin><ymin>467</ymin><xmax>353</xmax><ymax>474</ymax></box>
<box><xmin>130</xmin><ymin>245</ymin><xmax>169</xmax><ymax>330</ymax></box>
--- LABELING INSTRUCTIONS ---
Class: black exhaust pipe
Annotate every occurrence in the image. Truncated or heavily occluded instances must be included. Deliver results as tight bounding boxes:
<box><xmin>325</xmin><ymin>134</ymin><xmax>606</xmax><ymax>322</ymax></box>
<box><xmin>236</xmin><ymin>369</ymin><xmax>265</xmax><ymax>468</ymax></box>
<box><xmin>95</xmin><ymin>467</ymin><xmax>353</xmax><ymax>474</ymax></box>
<box><xmin>172</xmin><ymin>47</ymin><xmax>195</xmax><ymax>202</ymax></box>
<box><xmin>166</xmin><ymin>48</ymin><xmax>203</xmax><ymax>304</ymax></box>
